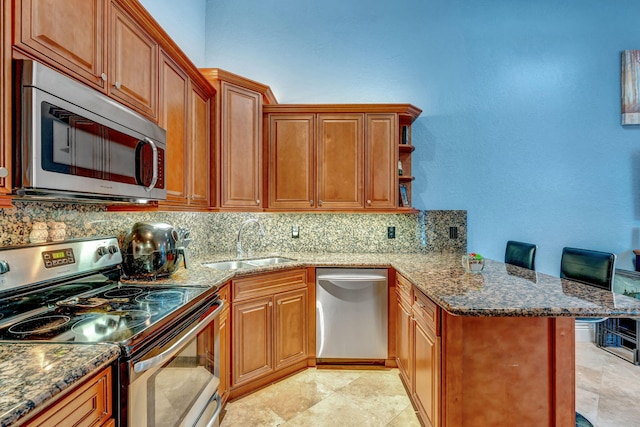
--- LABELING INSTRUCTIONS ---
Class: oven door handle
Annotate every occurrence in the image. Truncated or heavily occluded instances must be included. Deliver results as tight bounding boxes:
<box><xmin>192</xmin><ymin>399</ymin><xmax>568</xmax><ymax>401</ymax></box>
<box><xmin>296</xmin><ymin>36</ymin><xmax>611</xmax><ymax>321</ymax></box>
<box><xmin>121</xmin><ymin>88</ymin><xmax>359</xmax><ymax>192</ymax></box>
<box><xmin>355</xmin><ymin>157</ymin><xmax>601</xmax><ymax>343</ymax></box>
<box><xmin>133</xmin><ymin>300</ymin><xmax>224</xmax><ymax>374</ymax></box>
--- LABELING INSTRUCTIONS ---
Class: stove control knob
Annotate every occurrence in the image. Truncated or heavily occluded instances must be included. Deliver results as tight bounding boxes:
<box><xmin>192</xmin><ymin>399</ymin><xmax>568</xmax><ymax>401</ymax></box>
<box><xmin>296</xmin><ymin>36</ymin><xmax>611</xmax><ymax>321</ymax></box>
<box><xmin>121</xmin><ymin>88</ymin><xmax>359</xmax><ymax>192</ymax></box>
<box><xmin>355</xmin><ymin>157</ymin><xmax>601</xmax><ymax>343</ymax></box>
<box><xmin>108</xmin><ymin>245</ymin><xmax>119</xmax><ymax>255</ymax></box>
<box><xmin>97</xmin><ymin>246</ymin><xmax>109</xmax><ymax>257</ymax></box>
<box><xmin>0</xmin><ymin>260</ymin><xmax>9</xmax><ymax>274</ymax></box>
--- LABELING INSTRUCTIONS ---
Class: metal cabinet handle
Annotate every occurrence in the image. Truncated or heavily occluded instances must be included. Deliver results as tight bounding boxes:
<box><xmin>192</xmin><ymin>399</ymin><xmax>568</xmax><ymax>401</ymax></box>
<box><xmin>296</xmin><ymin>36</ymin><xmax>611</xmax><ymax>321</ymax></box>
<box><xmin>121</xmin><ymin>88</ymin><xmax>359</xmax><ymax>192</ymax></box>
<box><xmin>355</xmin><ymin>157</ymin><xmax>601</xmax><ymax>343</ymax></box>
<box><xmin>100</xmin><ymin>73</ymin><xmax>107</xmax><ymax>82</ymax></box>
<box><xmin>310</xmin><ymin>200</ymin><xmax>313</xmax><ymax>205</ymax></box>
<box><xmin>114</xmin><ymin>81</ymin><xmax>121</xmax><ymax>90</ymax></box>
<box><xmin>0</xmin><ymin>167</ymin><xmax>8</xmax><ymax>178</ymax></box>
<box><xmin>256</xmin><ymin>199</ymin><xmax>260</xmax><ymax>205</ymax></box>
<box><xmin>318</xmin><ymin>200</ymin><xmax>323</xmax><ymax>206</ymax></box>
<box><xmin>367</xmin><ymin>200</ymin><xmax>372</xmax><ymax>205</ymax></box>
<box><xmin>269</xmin><ymin>301</ymin><xmax>273</xmax><ymax>307</ymax></box>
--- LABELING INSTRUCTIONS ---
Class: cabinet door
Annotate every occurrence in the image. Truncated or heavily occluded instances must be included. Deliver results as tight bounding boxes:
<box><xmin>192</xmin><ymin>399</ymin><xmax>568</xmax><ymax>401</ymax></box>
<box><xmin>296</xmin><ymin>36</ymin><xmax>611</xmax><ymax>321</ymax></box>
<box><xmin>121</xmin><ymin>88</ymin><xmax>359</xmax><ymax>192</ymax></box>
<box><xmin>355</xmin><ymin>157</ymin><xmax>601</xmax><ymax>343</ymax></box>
<box><xmin>317</xmin><ymin>114</ymin><xmax>364</xmax><ymax>209</ymax></box>
<box><xmin>413</xmin><ymin>319</ymin><xmax>439</xmax><ymax>427</ymax></box>
<box><xmin>366</xmin><ymin>114</ymin><xmax>397</xmax><ymax>209</ymax></box>
<box><xmin>274</xmin><ymin>289</ymin><xmax>307</xmax><ymax>369</ymax></box>
<box><xmin>219</xmin><ymin>304</ymin><xmax>230</xmax><ymax>403</ymax></box>
<box><xmin>396</xmin><ymin>296</ymin><xmax>412</xmax><ymax>386</ymax></box>
<box><xmin>188</xmin><ymin>82</ymin><xmax>211</xmax><ymax>206</ymax></box>
<box><xmin>0</xmin><ymin>0</ymin><xmax>11</xmax><ymax>196</ymax></box>
<box><xmin>232</xmin><ymin>296</ymin><xmax>273</xmax><ymax>386</ymax></box>
<box><xmin>16</xmin><ymin>0</ymin><xmax>107</xmax><ymax>91</ymax></box>
<box><xmin>109</xmin><ymin>0</ymin><xmax>157</xmax><ymax>119</ymax></box>
<box><xmin>220</xmin><ymin>82</ymin><xmax>262</xmax><ymax>209</ymax></box>
<box><xmin>159</xmin><ymin>52</ymin><xmax>189</xmax><ymax>205</ymax></box>
<box><xmin>267</xmin><ymin>114</ymin><xmax>315</xmax><ymax>209</ymax></box>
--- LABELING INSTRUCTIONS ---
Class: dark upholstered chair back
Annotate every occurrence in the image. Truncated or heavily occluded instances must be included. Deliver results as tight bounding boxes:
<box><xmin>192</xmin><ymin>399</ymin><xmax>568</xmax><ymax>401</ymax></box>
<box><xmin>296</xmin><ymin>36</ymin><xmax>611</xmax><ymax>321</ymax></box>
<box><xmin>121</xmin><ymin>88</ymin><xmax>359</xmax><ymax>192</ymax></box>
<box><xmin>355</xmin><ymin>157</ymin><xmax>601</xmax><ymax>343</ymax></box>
<box><xmin>560</xmin><ymin>247</ymin><xmax>615</xmax><ymax>291</ymax></box>
<box><xmin>504</xmin><ymin>241</ymin><xmax>537</xmax><ymax>271</ymax></box>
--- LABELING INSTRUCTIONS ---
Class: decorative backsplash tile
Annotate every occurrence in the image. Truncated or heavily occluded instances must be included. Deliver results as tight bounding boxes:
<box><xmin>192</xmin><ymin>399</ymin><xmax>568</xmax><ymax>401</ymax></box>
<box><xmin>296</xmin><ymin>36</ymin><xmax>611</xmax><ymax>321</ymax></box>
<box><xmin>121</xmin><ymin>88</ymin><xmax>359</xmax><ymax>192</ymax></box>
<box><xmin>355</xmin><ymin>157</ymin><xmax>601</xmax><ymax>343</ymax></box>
<box><xmin>0</xmin><ymin>202</ymin><xmax>467</xmax><ymax>259</ymax></box>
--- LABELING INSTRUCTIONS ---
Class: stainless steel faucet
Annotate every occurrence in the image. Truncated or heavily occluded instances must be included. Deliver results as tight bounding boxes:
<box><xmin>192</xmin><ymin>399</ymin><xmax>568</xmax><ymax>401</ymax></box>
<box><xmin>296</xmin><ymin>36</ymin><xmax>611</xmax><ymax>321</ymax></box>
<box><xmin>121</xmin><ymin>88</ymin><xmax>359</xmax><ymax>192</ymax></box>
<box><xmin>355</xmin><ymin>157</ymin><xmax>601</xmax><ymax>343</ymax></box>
<box><xmin>236</xmin><ymin>218</ymin><xmax>265</xmax><ymax>258</ymax></box>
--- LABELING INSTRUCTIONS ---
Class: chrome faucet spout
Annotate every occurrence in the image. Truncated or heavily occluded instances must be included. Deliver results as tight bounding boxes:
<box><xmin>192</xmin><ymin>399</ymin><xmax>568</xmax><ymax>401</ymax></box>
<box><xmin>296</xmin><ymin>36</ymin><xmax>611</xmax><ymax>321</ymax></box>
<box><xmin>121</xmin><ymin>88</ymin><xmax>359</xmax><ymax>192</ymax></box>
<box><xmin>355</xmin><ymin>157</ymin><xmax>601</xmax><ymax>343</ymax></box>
<box><xmin>236</xmin><ymin>219</ymin><xmax>265</xmax><ymax>258</ymax></box>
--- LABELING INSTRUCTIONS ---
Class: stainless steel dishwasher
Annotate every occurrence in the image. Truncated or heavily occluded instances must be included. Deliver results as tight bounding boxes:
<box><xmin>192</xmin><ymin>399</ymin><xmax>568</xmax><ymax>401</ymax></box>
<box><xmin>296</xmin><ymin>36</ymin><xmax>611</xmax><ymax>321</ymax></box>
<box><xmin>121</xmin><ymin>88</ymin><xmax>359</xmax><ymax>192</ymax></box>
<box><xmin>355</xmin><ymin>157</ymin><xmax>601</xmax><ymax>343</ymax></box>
<box><xmin>316</xmin><ymin>268</ymin><xmax>388</xmax><ymax>361</ymax></box>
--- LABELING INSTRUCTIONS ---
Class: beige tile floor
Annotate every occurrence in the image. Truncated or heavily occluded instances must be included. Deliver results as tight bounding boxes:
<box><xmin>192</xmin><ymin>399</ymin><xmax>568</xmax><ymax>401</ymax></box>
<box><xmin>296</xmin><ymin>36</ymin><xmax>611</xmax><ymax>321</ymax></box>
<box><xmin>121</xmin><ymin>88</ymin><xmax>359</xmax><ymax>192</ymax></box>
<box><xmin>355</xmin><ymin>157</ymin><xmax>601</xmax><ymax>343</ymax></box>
<box><xmin>221</xmin><ymin>343</ymin><xmax>640</xmax><ymax>427</ymax></box>
<box><xmin>576</xmin><ymin>342</ymin><xmax>640</xmax><ymax>427</ymax></box>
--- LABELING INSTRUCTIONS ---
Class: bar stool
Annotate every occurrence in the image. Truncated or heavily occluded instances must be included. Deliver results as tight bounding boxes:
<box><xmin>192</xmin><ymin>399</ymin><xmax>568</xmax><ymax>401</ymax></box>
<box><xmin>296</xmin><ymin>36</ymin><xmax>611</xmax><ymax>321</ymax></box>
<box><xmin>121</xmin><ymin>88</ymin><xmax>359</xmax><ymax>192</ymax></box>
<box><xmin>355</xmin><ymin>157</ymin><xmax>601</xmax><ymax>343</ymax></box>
<box><xmin>504</xmin><ymin>240</ymin><xmax>537</xmax><ymax>270</ymax></box>
<box><xmin>560</xmin><ymin>246</ymin><xmax>616</xmax><ymax>427</ymax></box>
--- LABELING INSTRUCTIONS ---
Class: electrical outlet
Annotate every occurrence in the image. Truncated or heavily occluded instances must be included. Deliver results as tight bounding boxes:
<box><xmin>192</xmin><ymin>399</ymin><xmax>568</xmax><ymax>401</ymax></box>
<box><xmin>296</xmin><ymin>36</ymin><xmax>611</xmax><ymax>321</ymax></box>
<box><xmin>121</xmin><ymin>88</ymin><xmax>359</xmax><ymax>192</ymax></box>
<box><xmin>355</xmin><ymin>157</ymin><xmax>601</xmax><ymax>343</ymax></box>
<box><xmin>387</xmin><ymin>226</ymin><xmax>396</xmax><ymax>239</ymax></box>
<box><xmin>292</xmin><ymin>225</ymin><xmax>299</xmax><ymax>238</ymax></box>
<box><xmin>449</xmin><ymin>226</ymin><xmax>458</xmax><ymax>239</ymax></box>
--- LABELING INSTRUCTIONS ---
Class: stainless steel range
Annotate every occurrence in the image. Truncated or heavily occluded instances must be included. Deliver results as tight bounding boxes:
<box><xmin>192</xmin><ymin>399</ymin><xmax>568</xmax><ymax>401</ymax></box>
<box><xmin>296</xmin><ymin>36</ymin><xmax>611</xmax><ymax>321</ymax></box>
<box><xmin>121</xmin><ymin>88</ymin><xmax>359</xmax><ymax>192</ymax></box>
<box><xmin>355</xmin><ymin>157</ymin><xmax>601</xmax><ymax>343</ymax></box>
<box><xmin>0</xmin><ymin>237</ymin><xmax>223</xmax><ymax>427</ymax></box>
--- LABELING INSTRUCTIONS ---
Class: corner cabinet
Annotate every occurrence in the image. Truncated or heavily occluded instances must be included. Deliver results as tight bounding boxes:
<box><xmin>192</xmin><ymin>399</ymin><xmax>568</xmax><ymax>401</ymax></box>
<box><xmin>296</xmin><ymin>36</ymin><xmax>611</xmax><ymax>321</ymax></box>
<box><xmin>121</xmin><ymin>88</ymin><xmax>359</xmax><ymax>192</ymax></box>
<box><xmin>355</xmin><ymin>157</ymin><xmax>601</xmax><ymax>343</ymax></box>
<box><xmin>201</xmin><ymin>69</ymin><xmax>277</xmax><ymax>211</ymax></box>
<box><xmin>229</xmin><ymin>269</ymin><xmax>309</xmax><ymax>399</ymax></box>
<box><xmin>264</xmin><ymin>104</ymin><xmax>421</xmax><ymax>212</ymax></box>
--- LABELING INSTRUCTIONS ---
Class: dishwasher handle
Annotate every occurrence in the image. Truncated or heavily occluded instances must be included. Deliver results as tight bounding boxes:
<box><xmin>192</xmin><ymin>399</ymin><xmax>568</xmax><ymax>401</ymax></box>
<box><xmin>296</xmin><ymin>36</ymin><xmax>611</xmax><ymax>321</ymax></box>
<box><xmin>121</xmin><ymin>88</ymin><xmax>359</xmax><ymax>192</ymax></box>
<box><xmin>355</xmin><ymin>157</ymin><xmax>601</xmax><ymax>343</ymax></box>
<box><xmin>317</xmin><ymin>274</ymin><xmax>387</xmax><ymax>282</ymax></box>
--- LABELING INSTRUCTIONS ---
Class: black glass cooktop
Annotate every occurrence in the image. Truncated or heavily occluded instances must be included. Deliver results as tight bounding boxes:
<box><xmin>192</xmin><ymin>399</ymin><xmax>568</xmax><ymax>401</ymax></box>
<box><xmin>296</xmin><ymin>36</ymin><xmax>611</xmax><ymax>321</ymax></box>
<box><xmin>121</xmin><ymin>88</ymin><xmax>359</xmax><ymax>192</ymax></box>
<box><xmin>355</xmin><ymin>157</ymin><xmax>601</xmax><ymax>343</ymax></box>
<box><xmin>0</xmin><ymin>280</ymin><xmax>209</xmax><ymax>343</ymax></box>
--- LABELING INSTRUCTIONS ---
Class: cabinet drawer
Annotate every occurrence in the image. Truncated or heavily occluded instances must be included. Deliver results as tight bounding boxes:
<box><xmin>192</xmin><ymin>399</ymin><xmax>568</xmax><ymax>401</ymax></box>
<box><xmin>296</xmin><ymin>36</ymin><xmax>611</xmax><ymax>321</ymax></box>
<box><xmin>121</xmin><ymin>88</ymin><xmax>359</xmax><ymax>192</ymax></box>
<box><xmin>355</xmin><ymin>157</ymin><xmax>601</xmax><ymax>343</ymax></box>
<box><xmin>413</xmin><ymin>289</ymin><xmax>439</xmax><ymax>336</ymax></box>
<box><xmin>27</xmin><ymin>366</ymin><xmax>112</xmax><ymax>427</ymax></box>
<box><xmin>396</xmin><ymin>273</ymin><xmax>413</xmax><ymax>306</ymax></box>
<box><xmin>233</xmin><ymin>269</ymin><xmax>307</xmax><ymax>302</ymax></box>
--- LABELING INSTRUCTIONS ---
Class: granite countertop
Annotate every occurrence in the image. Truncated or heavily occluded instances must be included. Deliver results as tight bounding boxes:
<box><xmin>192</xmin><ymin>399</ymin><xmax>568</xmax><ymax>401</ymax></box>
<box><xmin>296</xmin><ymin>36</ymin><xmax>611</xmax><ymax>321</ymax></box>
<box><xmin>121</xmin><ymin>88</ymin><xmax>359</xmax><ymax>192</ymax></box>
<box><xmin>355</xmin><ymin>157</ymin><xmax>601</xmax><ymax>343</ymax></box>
<box><xmin>0</xmin><ymin>343</ymin><xmax>120</xmax><ymax>427</ymax></box>
<box><xmin>161</xmin><ymin>251</ymin><xmax>640</xmax><ymax>318</ymax></box>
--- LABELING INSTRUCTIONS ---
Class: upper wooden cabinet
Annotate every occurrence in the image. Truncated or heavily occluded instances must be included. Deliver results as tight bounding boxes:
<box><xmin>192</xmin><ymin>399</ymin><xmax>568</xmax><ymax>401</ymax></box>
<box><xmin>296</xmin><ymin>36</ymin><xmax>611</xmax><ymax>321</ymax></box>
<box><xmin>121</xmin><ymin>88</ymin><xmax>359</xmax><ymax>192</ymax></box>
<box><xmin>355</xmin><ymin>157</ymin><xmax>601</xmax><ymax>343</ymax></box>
<box><xmin>15</xmin><ymin>0</ymin><xmax>158</xmax><ymax>120</ymax></box>
<box><xmin>109</xmin><ymin>0</ymin><xmax>157</xmax><ymax>119</ymax></box>
<box><xmin>15</xmin><ymin>0</ymin><xmax>107</xmax><ymax>91</ymax></box>
<box><xmin>264</xmin><ymin>104</ymin><xmax>420</xmax><ymax>212</ymax></box>
<box><xmin>267</xmin><ymin>114</ymin><xmax>315</xmax><ymax>209</ymax></box>
<box><xmin>0</xmin><ymin>0</ymin><xmax>11</xmax><ymax>202</ymax></box>
<box><xmin>158</xmin><ymin>53</ymin><xmax>212</xmax><ymax>210</ymax></box>
<box><xmin>201</xmin><ymin>69</ymin><xmax>277</xmax><ymax>211</ymax></box>
<box><xmin>317</xmin><ymin>114</ymin><xmax>364</xmax><ymax>209</ymax></box>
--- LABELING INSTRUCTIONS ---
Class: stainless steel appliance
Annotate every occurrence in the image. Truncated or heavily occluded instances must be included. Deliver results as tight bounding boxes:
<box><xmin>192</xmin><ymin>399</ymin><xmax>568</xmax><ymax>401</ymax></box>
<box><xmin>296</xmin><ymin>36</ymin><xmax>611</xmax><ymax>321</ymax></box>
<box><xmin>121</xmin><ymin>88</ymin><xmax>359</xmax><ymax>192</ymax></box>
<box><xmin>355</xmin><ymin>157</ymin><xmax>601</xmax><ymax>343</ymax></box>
<box><xmin>122</xmin><ymin>222</ymin><xmax>188</xmax><ymax>279</ymax></box>
<box><xmin>315</xmin><ymin>268</ymin><xmax>388</xmax><ymax>361</ymax></box>
<box><xmin>0</xmin><ymin>237</ymin><xmax>222</xmax><ymax>427</ymax></box>
<box><xmin>14</xmin><ymin>59</ymin><xmax>167</xmax><ymax>203</ymax></box>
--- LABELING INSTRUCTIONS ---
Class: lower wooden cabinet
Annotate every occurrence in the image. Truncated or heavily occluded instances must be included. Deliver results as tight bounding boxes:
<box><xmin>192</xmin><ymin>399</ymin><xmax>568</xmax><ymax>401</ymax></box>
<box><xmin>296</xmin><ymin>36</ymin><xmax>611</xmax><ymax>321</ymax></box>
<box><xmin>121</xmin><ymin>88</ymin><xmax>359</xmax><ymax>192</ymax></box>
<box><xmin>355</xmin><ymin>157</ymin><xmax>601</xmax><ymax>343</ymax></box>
<box><xmin>395</xmin><ymin>274</ymin><xmax>412</xmax><ymax>385</ymax></box>
<box><xmin>413</xmin><ymin>301</ymin><xmax>440</xmax><ymax>427</ymax></box>
<box><xmin>26</xmin><ymin>365</ymin><xmax>113</xmax><ymax>427</ymax></box>
<box><xmin>217</xmin><ymin>283</ymin><xmax>230</xmax><ymax>404</ymax></box>
<box><xmin>395</xmin><ymin>273</ymin><xmax>440</xmax><ymax>427</ymax></box>
<box><xmin>230</xmin><ymin>269</ymin><xmax>308</xmax><ymax>398</ymax></box>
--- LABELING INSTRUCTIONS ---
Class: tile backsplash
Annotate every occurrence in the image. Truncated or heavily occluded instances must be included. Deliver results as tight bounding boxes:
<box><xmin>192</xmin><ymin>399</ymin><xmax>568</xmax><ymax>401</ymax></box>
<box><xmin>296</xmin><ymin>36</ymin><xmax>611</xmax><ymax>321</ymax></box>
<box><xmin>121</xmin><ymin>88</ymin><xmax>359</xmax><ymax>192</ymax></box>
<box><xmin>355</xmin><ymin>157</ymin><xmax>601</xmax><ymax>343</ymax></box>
<box><xmin>0</xmin><ymin>202</ymin><xmax>466</xmax><ymax>259</ymax></box>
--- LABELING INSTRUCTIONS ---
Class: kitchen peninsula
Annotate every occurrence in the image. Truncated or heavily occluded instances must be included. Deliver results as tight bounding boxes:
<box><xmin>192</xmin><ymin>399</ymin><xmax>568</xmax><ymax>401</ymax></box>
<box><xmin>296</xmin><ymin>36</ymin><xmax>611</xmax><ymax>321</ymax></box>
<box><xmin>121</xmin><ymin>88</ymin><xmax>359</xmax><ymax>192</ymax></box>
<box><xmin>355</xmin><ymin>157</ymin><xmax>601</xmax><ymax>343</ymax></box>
<box><xmin>5</xmin><ymin>252</ymin><xmax>637</xmax><ymax>427</ymax></box>
<box><xmin>183</xmin><ymin>252</ymin><xmax>640</xmax><ymax>427</ymax></box>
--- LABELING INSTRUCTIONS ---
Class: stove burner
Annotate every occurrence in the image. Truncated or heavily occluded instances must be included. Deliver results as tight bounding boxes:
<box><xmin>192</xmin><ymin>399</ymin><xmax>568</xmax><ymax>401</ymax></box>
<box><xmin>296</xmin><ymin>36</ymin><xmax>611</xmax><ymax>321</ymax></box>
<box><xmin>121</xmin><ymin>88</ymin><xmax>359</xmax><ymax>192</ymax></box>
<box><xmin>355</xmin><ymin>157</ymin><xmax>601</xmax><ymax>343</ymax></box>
<box><xmin>71</xmin><ymin>310</ymin><xmax>151</xmax><ymax>338</ymax></box>
<box><xmin>104</xmin><ymin>287</ymin><xmax>144</xmax><ymax>299</ymax></box>
<box><xmin>9</xmin><ymin>315</ymin><xmax>71</xmax><ymax>335</ymax></box>
<box><xmin>137</xmin><ymin>290</ymin><xmax>184</xmax><ymax>303</ymax></box>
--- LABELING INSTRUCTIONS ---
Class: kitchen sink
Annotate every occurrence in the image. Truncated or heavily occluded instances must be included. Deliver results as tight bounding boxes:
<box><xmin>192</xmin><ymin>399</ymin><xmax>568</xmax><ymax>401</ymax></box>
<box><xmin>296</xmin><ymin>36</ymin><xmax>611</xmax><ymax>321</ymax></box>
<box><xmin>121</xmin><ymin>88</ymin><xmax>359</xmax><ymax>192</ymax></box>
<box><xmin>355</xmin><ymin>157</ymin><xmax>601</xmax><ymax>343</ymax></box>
<box><xmin>203</xmin><ymin>260</ymin><xmax>257</xmax><ymax>271</ymax></box>
<box><xmin>245</xmin><ymin>257</ymin><xmax>294</xmax><ymax>266</ymax></box>
<box><xmin>203</xmin><ymin>257</ymin><xmax>294</xmax><ymax>271</ymax></box>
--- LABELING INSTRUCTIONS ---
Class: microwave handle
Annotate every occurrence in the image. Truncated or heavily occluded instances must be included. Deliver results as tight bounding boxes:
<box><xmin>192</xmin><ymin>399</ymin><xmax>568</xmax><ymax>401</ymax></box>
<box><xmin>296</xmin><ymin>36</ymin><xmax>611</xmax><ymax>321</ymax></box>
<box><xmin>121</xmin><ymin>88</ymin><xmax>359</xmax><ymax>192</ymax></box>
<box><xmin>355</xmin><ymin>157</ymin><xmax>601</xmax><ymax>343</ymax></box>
<box><xmin>142</xmin><ymin>137</ymin><xmax>159</xmax><ymax>192</ymax></box>
<box><xmin>133</xmin><ymin>300</ymin><xmax>224</xmax><ymax>374</ymax></box>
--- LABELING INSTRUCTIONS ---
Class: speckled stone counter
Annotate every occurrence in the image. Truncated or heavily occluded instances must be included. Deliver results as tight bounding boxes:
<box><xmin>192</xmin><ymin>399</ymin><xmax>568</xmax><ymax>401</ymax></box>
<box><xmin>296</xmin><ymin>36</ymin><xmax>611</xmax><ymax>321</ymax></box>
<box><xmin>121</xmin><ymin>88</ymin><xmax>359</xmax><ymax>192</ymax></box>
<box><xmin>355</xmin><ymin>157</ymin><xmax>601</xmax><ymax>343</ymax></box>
<box><xmin>0</xmin><ymin>343</ymin><xmax>120</xmax><ymax>426</ymax></box>
<box><xmin>167</xmin><ymin>251</ymin><xmax>640</xmax><ymax>318</ymax></box>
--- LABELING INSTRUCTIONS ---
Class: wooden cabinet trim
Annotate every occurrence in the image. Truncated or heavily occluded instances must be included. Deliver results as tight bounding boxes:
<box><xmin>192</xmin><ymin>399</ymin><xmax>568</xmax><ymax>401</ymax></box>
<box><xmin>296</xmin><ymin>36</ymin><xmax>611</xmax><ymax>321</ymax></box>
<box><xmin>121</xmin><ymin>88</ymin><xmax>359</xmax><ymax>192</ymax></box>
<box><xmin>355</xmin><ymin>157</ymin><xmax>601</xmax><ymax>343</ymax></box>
<box><xmin>232</xmin><ymin>269</ymin><xmax>307</xmax><ymax>302</ymax></box>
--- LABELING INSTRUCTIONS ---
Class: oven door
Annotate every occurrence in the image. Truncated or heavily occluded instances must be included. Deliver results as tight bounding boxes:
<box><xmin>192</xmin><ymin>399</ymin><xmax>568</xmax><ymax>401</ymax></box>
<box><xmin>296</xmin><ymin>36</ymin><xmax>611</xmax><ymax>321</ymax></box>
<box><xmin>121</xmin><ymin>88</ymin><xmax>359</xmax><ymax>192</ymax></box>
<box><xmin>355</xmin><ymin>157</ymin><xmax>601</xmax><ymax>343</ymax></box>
<box><xmin>128</xmin><ymin>300</ymin><xmax>223</xmax><ymax>427</ymax></box>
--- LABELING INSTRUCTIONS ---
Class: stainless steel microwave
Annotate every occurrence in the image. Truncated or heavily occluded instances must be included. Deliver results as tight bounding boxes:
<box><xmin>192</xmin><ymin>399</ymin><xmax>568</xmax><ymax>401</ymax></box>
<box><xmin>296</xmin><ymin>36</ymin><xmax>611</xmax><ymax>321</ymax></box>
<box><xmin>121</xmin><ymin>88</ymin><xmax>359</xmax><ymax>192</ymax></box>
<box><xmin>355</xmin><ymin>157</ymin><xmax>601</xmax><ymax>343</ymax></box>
<box><xmin>14</xmin><ymin>60</ymin><xmax>166</xmax><ymax>203</ymax></box>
